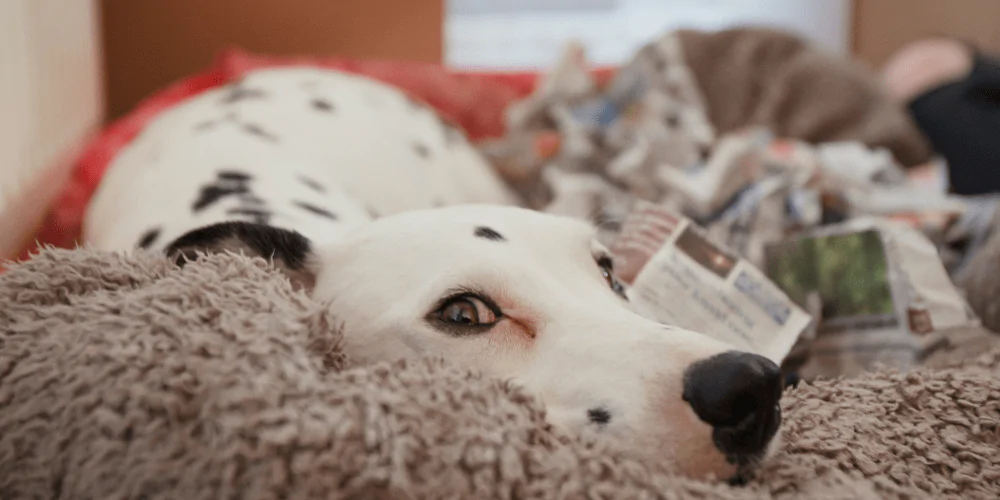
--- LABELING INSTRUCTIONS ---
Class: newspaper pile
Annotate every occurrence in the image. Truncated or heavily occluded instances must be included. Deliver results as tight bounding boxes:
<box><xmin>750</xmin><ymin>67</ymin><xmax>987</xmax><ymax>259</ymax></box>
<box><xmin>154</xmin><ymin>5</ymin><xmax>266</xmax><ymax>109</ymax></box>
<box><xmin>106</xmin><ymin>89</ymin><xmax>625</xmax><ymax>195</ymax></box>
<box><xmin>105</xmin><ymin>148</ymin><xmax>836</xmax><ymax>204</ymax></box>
<box><xmin>481</xmin><ymin>35</ymin><xmax>714</xmax><ymax>228</ymax></box>
<box><xmin>482</xmin><ymin>35</ymin><xmax>989</xmax><ymax>378</ymax></box>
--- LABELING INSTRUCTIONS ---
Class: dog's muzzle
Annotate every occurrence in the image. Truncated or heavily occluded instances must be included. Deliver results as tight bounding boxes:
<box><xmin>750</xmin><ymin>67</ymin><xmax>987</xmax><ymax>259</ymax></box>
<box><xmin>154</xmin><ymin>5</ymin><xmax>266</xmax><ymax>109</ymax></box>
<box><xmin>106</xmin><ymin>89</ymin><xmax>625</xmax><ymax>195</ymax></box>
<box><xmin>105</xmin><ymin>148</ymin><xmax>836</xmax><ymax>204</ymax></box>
<box><xmin>682</xmin><ymin>351</ymin><xmax>783</xmax><ymax>463</ymax></box>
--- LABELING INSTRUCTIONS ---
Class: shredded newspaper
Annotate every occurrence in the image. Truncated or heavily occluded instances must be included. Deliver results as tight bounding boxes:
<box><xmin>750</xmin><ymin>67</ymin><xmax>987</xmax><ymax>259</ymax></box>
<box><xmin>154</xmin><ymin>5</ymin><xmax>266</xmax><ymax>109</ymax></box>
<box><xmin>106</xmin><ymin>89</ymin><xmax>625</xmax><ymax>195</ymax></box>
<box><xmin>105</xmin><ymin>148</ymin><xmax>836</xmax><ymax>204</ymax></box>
<box><xmin>483</xmin><ymin>34</ymin><xmax>993</xmax><ymax>378</ymax></box>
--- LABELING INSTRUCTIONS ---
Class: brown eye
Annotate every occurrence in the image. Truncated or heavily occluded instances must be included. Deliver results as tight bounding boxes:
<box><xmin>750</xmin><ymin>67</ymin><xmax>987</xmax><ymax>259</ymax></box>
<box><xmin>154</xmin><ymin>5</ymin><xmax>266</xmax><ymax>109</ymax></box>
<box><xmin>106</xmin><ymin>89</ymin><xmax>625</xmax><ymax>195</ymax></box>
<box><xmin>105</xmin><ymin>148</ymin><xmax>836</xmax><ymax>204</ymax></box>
<box><xmin>437</xmin><ymin>295</ymin><xmax>499</xmax><ymax>326</ymax></box>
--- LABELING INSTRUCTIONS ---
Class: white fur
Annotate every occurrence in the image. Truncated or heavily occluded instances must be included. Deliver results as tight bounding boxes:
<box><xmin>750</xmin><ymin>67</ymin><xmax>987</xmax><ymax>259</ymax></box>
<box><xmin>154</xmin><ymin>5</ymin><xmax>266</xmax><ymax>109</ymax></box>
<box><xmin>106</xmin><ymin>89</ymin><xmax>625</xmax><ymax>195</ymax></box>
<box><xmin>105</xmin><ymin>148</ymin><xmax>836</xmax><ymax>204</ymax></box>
<box><xmin>83</xmin><ymin>67</ymin><xmax>772</xmax><ymax>479</ymax></box>
<box><xmin>311</xmin><ymin>205</ymin><xmax>742</xmax><ymax>478</ymax></box>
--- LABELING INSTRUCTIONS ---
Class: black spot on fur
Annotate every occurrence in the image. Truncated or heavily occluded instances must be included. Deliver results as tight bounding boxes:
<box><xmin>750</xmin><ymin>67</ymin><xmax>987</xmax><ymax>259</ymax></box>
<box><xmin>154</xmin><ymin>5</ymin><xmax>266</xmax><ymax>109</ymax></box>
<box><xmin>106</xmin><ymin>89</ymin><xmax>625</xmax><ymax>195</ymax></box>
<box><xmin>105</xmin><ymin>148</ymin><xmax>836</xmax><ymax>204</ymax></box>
<box><xmin>412</xmin><ymin>142</ymin><xmax>431</xmax><ymax>158</ymax></box>
<box><xmin>136</xmin><ymin>228</ymin><xmax>162</xmax><ymax>249</ymax></box>
<box><xmin>217</xmin><ymin>170</ymin><xmax>252</xmax><ymax>182</ymax></box>
<box><xmin>243</xmin><ymin>123</ymin><xmax>278</xmax><ymax>142</ymax></box>
<box><xmin>366</xmin><ymin>205</ymin><xmax>381</xmax><ymax>218</ymax></box>
<box><xmin>193</xmin><ymin>186</ymin><xmax>248</xmax><ymax>212</ymax></box>
<box><xmin>587</xmin><ymin>408</ymin><xmax>612</xmax><ymax>425</ymax></box>
<box><xmin>293</xmin><ymin>201</ymin><xmax>338</xmax><ymax>220</ymax></box>
<box><xmin>474</xmin><ymin>226</ymin><xmax>505</xmax><ymax>242</ymax></box>
<box><xmin>226</xmin><ymin>207</ymin><xmax>272</xmax><ymax>225</ymax></box>
<box><xmin>665</xmin><ymin>114</ymin><xmax>680</xmax><ymax>128</ymax></box>
<box><xmin>220</xmin><ymin>86</ymin><xmax>267</xmax><ymax>104</ymax></box>
<box><xmin>699</xmin><ymin>145</ymin><xmax>712</xmax><ymax>162</ymax></box>
<box><xmin>192</xmin><ymin>171</ymin><xmax>253</xmax><ymax>212</ymax></box>
<box><xmin>311</xmin><ymin>99</ymin><xmax>335</xmax><ymax>112</ymax></box>
<box><xmin>299</xmin><ymin>176</ymin><xmax>326</xmax><ymax>193</ymax></box>
<box><xmin>166</xmin><ymin>221</ymin><xmax>311</xmax><ymax>270</ymax></box>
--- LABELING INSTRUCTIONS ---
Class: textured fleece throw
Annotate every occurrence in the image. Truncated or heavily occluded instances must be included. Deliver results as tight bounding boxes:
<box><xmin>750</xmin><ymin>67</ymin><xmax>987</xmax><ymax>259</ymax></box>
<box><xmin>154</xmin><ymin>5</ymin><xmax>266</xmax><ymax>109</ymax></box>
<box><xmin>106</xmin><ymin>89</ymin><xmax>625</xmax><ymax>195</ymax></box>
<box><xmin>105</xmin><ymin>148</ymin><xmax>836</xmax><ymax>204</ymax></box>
<box><xmin>1</xmin><ymin>248</ymin><xmax>998</xmax><ymax>499</ymax></box>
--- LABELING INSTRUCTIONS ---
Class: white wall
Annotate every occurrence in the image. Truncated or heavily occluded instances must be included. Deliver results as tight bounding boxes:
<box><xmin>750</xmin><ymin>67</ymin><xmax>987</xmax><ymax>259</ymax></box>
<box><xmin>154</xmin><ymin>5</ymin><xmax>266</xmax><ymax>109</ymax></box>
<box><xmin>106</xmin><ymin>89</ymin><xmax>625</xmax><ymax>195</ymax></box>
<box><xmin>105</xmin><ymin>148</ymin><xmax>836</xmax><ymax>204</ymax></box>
<box><xmin>0</xmin><ymin>0</ymin><xmax>104</xmax><ymax>257</ymax></box>
<box><xmin>446</xmin><ymin>0</ymin><xmax>852</xmax><ymax>69</ymax></box>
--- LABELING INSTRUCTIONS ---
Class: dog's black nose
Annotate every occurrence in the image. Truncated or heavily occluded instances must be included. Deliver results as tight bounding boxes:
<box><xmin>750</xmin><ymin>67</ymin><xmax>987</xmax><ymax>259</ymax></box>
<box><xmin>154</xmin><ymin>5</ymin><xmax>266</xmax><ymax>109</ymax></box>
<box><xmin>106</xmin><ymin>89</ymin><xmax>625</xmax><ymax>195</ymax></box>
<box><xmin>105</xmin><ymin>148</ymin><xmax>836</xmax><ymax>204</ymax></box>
<box><xmin>682</xmin><ymin>351</ymin><xmax>783</xmax><ymax>458</ymax></box>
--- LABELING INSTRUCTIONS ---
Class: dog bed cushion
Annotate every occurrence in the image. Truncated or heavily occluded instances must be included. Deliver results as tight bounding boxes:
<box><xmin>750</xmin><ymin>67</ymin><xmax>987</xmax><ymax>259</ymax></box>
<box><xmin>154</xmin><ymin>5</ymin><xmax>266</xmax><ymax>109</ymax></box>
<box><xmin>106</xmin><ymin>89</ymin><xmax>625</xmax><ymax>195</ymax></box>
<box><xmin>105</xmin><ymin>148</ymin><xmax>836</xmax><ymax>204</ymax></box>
<box><xmin>1</xmin><ymin>247</ymin><xmax>998</xmax><ymax>499</ymax></box>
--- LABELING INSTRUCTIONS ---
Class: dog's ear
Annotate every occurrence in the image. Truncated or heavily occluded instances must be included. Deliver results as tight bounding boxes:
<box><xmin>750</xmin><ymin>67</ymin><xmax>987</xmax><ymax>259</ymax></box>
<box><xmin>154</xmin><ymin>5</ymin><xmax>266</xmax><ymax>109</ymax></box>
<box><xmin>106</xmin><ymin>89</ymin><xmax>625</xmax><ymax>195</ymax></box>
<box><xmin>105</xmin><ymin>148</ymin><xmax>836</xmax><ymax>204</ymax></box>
<box><xmin>165</xmin><ymin>221</ymin><xmax>317</xmax><ymax>291</ymax></box>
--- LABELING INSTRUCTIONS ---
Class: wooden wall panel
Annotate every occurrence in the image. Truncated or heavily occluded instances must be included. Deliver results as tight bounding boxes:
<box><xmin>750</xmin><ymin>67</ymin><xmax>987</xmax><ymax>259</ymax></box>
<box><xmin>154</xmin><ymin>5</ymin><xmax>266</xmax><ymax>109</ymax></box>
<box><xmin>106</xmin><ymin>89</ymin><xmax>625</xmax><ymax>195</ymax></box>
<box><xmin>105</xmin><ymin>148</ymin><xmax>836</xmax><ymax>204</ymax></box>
<box><xmin>853</xmin><ymin>0</ymin><xmax>1000</xmax><ymax>69</ymax></box>
<box><xmin>101</xmin><ymin>0</ymin><xmax>444</xmax><ymax>120</ymax></box>
<box><xmin>0</xmin><ymin>0</ymin><xmax>103</xmax><ymax>259</ymax></box>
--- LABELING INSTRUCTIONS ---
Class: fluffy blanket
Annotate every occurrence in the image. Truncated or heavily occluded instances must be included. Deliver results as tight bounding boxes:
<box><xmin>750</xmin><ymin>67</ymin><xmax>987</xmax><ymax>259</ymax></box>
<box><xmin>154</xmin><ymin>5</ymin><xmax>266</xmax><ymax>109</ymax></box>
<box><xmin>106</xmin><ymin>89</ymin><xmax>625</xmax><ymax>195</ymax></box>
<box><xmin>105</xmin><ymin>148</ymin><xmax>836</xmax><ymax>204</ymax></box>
<box><xmin>1</xmin><ymin>248</ymin><xmax>999</xmax><ymax>499</ymax></box>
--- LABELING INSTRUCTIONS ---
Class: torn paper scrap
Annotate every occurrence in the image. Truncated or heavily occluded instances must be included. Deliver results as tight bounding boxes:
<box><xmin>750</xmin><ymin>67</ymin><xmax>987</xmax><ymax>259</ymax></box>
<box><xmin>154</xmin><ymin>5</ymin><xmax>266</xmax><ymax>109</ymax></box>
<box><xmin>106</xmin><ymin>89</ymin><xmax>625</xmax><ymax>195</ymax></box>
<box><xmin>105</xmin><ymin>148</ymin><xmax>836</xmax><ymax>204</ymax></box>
<box><xmin>613</xmin><ymin>200</ymin><xmax>811</xmax><ymax>364</ymax></box>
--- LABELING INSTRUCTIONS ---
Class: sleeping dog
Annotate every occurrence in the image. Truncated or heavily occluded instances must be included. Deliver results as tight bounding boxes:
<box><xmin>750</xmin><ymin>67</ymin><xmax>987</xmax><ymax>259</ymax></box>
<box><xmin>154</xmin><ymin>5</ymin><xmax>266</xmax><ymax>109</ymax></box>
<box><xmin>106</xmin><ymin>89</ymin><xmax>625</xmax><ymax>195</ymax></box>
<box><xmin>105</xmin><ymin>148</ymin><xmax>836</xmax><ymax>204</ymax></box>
<box><xmin>83</xmin><ymin>67</ymin><xmax>782</xmax><ymax>480</ymax></box>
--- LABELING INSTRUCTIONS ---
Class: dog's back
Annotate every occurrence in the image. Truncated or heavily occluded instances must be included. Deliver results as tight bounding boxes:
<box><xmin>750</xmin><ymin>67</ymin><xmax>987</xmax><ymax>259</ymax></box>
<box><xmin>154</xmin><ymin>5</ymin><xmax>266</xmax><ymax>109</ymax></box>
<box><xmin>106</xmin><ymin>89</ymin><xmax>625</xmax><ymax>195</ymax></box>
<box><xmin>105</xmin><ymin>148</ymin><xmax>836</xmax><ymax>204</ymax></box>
<box><xmin>83</xmin><ymin>67</ymin><xmax>515</xmax><ymax>251</ymax></box>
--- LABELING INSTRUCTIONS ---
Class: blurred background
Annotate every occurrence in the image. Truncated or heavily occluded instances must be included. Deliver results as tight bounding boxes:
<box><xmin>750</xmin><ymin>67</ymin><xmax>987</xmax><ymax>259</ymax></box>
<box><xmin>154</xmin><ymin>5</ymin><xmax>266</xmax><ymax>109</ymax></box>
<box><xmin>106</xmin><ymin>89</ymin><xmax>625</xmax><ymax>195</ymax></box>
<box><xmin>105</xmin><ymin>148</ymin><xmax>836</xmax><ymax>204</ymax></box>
<box><xmin>2</xmin><ymin>0</ymin><xmax>999</xmax><ymax>259</ymax></box>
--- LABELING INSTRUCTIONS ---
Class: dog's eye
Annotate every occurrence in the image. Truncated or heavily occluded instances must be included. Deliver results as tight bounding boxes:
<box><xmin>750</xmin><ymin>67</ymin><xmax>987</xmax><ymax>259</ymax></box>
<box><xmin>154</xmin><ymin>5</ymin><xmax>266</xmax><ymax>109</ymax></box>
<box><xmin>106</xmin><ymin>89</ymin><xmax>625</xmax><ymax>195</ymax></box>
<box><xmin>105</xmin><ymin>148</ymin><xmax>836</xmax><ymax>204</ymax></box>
<box><xmin>597</xmin><ymin>256</ymin><xmax>628</xmax><ymax>299</ymax></box>
<box><xmin>436</xmin><ymin>295</ymin><xmax>499</xmax><ymax>326</ymax></box>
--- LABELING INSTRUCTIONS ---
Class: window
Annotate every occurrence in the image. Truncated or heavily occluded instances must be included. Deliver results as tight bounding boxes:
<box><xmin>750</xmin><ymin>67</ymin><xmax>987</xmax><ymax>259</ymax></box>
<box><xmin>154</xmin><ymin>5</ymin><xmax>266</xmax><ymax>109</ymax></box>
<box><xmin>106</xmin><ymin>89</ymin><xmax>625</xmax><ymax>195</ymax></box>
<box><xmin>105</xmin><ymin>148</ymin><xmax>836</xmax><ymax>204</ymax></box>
<box><xmin>446</xmin><ymin>0</ymin><xmax>851</xmax><ymax>69</ymax></box>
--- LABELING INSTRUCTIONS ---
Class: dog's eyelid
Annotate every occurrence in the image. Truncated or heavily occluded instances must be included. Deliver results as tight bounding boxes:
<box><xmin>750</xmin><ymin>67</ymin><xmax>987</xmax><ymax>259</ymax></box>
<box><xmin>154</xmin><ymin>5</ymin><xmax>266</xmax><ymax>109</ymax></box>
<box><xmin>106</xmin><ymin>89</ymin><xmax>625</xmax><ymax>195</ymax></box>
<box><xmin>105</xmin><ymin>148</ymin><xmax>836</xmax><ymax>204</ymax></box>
<box><xmin>431</xmin><ymin>289</ymin><xmax>504</xmax><ymax>319</ymax></box>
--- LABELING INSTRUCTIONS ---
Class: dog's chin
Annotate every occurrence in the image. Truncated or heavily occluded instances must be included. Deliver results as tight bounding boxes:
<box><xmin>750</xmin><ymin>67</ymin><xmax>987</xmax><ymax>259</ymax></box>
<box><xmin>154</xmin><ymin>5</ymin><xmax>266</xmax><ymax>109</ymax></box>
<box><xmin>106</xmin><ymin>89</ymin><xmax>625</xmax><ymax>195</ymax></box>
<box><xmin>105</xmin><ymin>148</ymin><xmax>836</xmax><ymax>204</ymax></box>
<box><xmin>612</xmin><ymin>426</ymin><xmax>734</xmax><ymax>481</ymax></box>
<box><xmin>618</xmin><ymin>424</ymin><xmax>782</xmax><ymax>482</ymax></box>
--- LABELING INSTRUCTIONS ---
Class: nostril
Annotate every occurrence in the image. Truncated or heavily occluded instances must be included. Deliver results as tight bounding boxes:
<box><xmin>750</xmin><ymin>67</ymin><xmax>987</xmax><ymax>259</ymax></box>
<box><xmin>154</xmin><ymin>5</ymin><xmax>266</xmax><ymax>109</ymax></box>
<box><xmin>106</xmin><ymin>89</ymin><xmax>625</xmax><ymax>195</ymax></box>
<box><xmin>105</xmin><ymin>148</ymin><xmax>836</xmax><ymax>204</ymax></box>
<box><xmin>682</xmin><ymin>351</ymin><xmax>783</xmax><ymax>429</ymax></box>
<box><xmin>587</xmin><ymin>407</ymin><xmax>612</xmax><ymax>425</ymax></box>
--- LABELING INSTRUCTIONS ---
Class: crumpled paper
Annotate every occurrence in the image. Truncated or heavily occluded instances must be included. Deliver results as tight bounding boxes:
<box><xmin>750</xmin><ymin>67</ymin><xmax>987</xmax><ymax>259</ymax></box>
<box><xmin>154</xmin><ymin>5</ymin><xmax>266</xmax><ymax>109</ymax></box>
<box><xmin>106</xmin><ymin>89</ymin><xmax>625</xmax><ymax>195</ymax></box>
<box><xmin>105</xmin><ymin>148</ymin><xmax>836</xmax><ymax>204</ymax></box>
<box><xmin>482</xmin><ymin>34</ymin><xmax>990</xmax><ymax>378</ymax></box>
<box><xmin>765</xmin><ymin>217</ymin><xmax>979</xmax><ymax>378</ymax></box>
<box><xmin>612</xmin><ymin>200</ymin><xmax>812</xmax><ymax>364</ymax></box>
<box><xmin>481</xmin><ymin>33</ymin><xmax>715</xmax><ymax>209</ymax></box>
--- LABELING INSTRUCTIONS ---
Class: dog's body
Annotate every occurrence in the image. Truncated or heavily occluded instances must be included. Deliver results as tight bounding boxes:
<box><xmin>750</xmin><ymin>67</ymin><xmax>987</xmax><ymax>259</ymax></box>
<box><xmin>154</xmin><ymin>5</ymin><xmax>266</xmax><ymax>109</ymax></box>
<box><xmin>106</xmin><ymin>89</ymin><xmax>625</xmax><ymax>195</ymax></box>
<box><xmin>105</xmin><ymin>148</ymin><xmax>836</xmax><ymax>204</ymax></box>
<box><xmin>84</xmin><ymin>67</ymin><xmax>516</xmax><ymax>252</ymax></box>
<box><xmin>84</xmin><ymin>67</ymin><xmax>782</xmax><ymax>480</ymax></box>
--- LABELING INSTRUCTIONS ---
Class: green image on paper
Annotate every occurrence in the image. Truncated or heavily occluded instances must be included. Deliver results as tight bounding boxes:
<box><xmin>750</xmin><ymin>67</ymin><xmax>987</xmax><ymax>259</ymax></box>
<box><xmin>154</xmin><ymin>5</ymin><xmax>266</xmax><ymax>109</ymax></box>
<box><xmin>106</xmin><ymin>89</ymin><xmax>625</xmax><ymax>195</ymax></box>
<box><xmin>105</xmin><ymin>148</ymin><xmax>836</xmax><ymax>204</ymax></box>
<box><xmin>766</xmin><ymin>230</ymin><xmax>894</xmax><ymax>319</ymax></box>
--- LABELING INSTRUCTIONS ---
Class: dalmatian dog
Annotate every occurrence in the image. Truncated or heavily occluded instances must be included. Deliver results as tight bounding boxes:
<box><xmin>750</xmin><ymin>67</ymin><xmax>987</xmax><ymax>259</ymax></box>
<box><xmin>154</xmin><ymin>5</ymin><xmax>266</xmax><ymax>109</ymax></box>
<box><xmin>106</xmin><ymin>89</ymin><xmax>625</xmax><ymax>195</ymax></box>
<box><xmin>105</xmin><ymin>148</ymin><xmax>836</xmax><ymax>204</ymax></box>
<box><xmin>83</xmin><ymin>67</ymin><xmax>782</xmax><ymax>480</ymax></box>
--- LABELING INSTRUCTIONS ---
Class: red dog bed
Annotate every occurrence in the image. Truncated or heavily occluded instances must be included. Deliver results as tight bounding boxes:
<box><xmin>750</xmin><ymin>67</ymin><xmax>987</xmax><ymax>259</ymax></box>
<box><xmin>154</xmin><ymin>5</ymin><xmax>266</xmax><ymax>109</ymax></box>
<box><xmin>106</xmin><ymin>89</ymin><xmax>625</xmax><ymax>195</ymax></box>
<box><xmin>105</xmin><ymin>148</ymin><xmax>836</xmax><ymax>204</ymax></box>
<box><xmin>18</xmin><ymin>48</ymin><xmax>614</xmax><ymax>262</ymax></box>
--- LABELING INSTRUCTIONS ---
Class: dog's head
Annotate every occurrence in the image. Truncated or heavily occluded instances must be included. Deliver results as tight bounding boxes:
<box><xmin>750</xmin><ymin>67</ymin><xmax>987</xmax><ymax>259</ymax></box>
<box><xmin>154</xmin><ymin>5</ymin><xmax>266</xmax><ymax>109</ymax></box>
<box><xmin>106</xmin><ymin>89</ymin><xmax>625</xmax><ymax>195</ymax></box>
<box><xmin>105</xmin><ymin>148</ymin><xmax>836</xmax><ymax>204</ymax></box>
<box><xmin>166</xmin><ymin>205</ymin><xmax>782</xmax><ymax>480</ymax></box>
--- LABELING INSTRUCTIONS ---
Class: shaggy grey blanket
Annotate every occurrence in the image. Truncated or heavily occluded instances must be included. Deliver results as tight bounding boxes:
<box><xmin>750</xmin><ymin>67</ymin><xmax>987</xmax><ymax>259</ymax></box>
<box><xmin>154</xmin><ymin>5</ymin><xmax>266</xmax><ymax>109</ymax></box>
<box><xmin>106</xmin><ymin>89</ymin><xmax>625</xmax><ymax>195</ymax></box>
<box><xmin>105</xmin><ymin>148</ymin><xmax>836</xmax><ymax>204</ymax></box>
<box><xmin>1</xmin><ymin>248</ymin><xmax>998</xmax><ymax>499</ymax></box>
